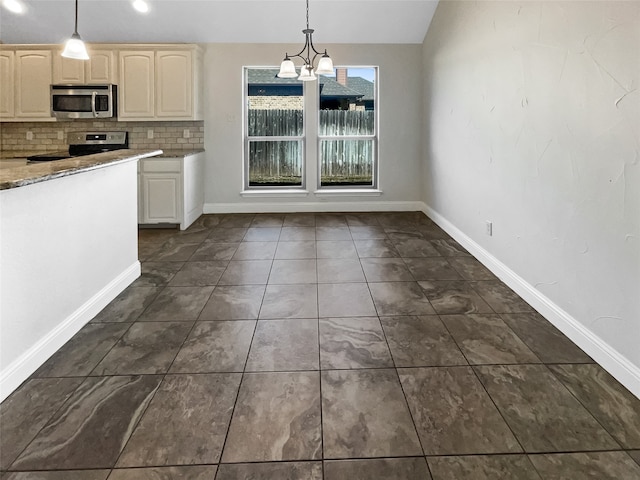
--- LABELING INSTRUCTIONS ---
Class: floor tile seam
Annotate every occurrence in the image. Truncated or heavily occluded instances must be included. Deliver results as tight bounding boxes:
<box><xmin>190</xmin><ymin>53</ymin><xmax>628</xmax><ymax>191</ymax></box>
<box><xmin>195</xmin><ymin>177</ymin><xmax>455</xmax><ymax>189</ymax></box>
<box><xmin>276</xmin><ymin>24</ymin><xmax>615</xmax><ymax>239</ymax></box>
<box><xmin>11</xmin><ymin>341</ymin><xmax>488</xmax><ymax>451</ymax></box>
<box><xmin>375</xmin><ymin>317</ymin><xmax>432</xmax><ymax>468</ymax></box>
<box><xmin>85</xmin><ymin>321</ymin><xmax>139</xmax><ymax>378</ymax></box>
<box><xmin>217</xmin><ymin>348</ymin><xmax>296</xmax><ymax>465</ymax></box>
<box><xmin>454</xmin><ymin>280</ymin><xmax>500</xmax><ymax>315</ymax></box>
<box><xmin>6</xmin><ymin>370</ymin><xmax>164</xmax><ymax>473</ymax></box>
<box><xmin>542</xmin><ymin>363</ymin><xmax>628</xmax><ymax>450</ymax></box>
<box><xmin>3</xmin><ymin>375</ymin><xmax>90</xmax><ymax>472</ymax></box>
<box><xmin>16</xmin><ymin>450</ymin><xmax>634</xmax><ymax>475</ymax></box>
<box><xmin>111</xmin><ymin>318</ymin><xmax>201</xmax><ymax>469</ymax></box>
<box><xmin>435</xmin><ymin>312</ymin><xmax>544</xmax><ymax>365</ymax></box>
<box><xmin>137</xmin><ymin>282</ymin><xmax>171</xmax><ymax>320</ymax></box>
<box><xmin>315</xmin><ymin>311</ymin><xmax>326</xmax><ymax>464</ymax></box>
<box><xmin>439</xmin><ymin>320</ymin><xmax>529</xmax><ymax>455</ymax></box>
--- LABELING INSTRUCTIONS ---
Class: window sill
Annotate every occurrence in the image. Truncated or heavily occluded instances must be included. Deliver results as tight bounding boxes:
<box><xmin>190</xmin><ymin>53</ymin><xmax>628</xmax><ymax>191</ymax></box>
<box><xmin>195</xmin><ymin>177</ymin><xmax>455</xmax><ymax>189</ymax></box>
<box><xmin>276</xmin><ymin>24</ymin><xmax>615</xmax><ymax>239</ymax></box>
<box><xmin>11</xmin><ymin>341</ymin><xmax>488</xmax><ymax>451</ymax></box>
<box><xmin>241</xmin><ymin>189</ymin><xmax>310</xmax><ymax>198</ymax></box>
<box><xmin>314</xmin><ymin>189</ymin><xmax>383</xmax><ymax>197</ymax></box>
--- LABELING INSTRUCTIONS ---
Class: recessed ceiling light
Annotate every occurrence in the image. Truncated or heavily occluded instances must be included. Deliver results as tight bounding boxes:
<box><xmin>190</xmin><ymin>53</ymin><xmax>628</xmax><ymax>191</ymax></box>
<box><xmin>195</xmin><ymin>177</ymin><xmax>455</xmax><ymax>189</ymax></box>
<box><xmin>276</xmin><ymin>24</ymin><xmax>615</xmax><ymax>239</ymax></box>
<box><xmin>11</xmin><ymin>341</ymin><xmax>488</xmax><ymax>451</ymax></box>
<box><xmin>3</xmin><ymin>0</ymin><xmax>26</xmax><ymax>14</ymax></box>
<box><xmin>132</xmin><ymin>0</ymin><xmax>149</xmax><ymax>13</ymax></box>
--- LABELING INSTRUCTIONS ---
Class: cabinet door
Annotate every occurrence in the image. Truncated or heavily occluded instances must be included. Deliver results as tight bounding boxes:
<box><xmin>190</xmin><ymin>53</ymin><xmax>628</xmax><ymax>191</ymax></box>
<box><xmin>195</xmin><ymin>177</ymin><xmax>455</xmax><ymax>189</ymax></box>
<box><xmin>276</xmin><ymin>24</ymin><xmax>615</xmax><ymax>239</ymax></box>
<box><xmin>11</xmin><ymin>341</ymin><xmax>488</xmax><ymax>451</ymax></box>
<box><xmin>142</xmin><ymin>173</ymin><xmax>181</xmax><ymax>223</ymax></box>
<box><xmin>0</xmin><ymin>51</ymin><xmax>15</xmax><ymax>118</ymax></box>
<box><xmin>156</xmin><ymin>50</ymin><xmax>192</xmax><ymax>118</ymax></box>
<box><xmin>53</xmin><ymin>54</ymin><xmax>85</xmax><ymax>84</ymax></box>
<box><xmin>87</xmin><ymin>50</ymin><xmax>115</xmax><ymax>84</ymax></box>
<box><xmin>15</xmin><ymin>50</ymin><xmax>52</xmax><ymax>118</ymax></box>
<box><xmin>119</xmin><ymin>51</ymin><xmax>154</xmax><ymax>118</ymax></box>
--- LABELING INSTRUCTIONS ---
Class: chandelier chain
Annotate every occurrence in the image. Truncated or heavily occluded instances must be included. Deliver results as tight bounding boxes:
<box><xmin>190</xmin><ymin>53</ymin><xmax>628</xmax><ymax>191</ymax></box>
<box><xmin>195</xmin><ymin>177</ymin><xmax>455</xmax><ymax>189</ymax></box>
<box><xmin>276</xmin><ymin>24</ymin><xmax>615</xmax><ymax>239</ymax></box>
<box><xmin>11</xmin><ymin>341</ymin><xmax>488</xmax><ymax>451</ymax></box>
<box><xmin>306</xmin><ymin>0</ymin><xmax>309</xmax><ymax>30</ymax></box>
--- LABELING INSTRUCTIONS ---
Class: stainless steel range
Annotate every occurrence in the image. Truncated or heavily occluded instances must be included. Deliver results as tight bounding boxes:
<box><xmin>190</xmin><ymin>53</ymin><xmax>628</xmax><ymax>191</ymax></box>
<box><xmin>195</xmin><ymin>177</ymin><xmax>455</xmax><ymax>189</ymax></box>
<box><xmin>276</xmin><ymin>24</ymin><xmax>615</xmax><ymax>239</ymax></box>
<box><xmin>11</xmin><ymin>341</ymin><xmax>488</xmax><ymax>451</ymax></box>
<box><xmin>27</xmin><ymin>132</ymin><xmax>129</xmax><ymax>162</ymax></box>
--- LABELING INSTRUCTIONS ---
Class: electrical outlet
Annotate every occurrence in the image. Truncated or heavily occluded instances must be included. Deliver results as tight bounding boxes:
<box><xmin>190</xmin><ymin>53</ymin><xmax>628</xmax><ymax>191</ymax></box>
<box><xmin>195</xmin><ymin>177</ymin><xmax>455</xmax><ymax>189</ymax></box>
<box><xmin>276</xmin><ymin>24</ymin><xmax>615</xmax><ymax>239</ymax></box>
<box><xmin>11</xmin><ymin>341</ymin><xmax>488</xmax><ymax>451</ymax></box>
<box><xmin>57</xmin><ymin>131</ymin><xmax>64</xmax><ymax>140</ymax></box>
<box><xmin>486</xmin><ymin>221</ymin><xmax>493</xmax><ymax>236</ymax></box>
<box><xmin>147</xmin><ymin>129</ymin><xmax>154</xmax><ymax>139</ymax></box>
<box><xmin>183</xmin><ymin>129</ymin><xmax>190</xmax><ymax>138</ymax></box>
<box><xmin>26</xmin><ymin>131</ymin><xmax>34</xmax><ymax>140</ymax></box>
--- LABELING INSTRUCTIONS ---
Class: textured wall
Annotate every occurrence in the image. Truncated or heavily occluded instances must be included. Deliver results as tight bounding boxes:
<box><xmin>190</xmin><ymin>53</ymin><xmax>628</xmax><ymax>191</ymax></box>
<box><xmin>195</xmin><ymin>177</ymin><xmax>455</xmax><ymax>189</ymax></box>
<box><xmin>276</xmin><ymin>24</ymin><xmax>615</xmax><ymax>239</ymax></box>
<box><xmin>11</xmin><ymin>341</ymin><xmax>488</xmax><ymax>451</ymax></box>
<box><xmin>0</xmin><ymin>120</ymin><xmax>204</xmax><ymax>152</ymax></box>
<box><xmin>422</xmin><ymin>2</ymin><xmax>639</xmax><ymax>384</ymax></box>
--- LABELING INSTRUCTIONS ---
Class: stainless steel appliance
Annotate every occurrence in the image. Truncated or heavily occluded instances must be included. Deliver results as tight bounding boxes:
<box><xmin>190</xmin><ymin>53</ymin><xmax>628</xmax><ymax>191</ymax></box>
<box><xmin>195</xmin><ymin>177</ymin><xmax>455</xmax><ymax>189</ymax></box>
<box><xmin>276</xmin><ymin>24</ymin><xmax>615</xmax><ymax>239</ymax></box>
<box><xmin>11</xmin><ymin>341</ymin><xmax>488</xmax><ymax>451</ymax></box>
<box><xmin>51</xmin><ymin>84</ymin><xmax>117</xmax><ymax>119</ymax></box>
<box><xmin>27</xmin><ymin>131</ymin><xmax>128</xmax><ymax>162</ymax></box>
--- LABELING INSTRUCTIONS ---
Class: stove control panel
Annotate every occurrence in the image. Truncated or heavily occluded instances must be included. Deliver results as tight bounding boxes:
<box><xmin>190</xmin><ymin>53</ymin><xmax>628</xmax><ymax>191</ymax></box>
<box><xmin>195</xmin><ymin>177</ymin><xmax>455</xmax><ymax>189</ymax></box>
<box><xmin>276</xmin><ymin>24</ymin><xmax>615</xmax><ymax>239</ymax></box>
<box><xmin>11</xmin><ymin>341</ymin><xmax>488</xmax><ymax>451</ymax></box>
<box><xmin>67</xmin><ymin>132</ymin><xmax>128</xmax><ymax>146</ymax></box>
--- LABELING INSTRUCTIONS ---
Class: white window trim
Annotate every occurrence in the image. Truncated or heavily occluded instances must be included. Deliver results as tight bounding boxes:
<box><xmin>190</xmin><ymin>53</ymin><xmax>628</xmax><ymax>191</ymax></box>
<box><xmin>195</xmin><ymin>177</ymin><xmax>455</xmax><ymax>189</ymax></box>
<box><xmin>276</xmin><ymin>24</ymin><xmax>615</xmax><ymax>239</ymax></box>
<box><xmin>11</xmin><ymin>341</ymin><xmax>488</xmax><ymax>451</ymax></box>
<box><xmin>243</xmin><ymin>67</ymin><xmax>307</xmax><ymax>191</ymax></box>
<box><xmin>240</xmin><ymin>189</ymin><xmax>310</xmax><ymax>198</ymax></box>
<box><xmin>316</xmin><ymin>66</ymin><xmax>379</xmax><ymax>192</ymax></box>
<box><xmin>242</xmin><ymin>66</ymin><xmax>380</xmax><ymax>194</ymax></box>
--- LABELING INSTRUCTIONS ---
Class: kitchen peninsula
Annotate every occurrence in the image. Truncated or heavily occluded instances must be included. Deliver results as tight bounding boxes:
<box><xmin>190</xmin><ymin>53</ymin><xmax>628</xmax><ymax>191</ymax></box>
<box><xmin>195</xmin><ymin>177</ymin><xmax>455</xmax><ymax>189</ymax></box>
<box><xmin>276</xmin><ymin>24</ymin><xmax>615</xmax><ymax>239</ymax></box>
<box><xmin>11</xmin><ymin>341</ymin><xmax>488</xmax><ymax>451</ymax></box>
<box><xmin>0</xmin><ymin>149</ymin><xmax>161</xmax><ymax>400</ymax></box>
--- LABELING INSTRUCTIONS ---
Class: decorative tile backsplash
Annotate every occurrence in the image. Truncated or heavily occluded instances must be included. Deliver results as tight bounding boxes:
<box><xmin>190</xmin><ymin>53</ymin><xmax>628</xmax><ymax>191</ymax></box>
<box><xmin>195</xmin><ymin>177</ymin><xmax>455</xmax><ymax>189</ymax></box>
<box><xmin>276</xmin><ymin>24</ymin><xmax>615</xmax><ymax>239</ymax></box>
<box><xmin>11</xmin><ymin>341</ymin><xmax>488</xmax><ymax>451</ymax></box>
<box><xmin>0</xmin><ymin>119</ymin><xmax>204</xmax><ymax>152</ymax></box>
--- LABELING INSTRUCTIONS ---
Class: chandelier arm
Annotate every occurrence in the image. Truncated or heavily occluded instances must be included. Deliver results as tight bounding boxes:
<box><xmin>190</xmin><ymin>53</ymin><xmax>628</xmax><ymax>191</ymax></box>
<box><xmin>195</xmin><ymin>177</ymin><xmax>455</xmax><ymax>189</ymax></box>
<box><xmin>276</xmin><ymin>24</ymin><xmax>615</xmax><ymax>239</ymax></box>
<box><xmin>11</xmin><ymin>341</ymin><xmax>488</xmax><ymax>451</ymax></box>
<box><xmin>288</xmin><ymin>33</ymin><xmax>312</xmax><ymax>64</ymax></box>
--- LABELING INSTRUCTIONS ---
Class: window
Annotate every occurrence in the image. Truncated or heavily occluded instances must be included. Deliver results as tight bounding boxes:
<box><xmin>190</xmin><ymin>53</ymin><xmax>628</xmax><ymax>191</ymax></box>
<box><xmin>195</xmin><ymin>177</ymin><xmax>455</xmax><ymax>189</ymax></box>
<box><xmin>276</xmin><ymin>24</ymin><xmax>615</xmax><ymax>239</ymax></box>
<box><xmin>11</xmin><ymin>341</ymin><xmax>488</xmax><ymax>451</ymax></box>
<box><xmin>318</xmin><ymin>67</ymin><xmax>377</xmax><ymax>188</ymax></box>
<box><xmin>243</xmin><ymin>66</ymin><xmax>378</xmax><ymax>192</ymax></box>
<box><xmin>244</xmin><ymin>68</ymin><xmax>305</xmax><ymax>189</ymax></box>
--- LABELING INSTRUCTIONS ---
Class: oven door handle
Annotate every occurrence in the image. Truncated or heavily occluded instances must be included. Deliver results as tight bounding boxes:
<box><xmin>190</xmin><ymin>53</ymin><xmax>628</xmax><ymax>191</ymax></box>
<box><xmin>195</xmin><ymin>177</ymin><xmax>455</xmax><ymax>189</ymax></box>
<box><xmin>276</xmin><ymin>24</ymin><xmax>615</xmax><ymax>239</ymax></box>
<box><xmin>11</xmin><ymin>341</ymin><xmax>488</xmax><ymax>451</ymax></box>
<box><xmin>91</xmin><ymin>92</ymin><xmax>97</xmax><ymax>117</ymax></box>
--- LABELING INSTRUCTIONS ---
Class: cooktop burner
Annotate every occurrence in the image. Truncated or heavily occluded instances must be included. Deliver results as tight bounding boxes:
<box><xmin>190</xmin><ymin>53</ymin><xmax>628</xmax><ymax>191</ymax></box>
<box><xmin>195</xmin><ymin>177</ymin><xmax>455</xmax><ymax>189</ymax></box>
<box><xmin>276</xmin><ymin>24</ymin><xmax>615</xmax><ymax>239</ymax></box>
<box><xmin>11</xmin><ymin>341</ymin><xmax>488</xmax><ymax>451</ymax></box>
<box><xmin>26</xmin><ymin>131</ymin><xmax>129</xmax><ymax>163</ymax></box>
<box><xmin>27</xmin><ymin>151</ymin><xmax>76</xmax><ymax>162</ymax></box>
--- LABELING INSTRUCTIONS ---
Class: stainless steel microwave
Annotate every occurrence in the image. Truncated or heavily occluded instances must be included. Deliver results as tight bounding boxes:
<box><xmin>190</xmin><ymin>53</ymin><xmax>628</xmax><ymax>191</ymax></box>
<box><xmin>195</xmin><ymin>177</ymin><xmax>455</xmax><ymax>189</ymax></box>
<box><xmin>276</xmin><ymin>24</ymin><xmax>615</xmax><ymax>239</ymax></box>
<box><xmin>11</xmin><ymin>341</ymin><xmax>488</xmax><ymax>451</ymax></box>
<box><xmin>51</xmin><ymin>84</ymin><xmax>117</xmax><ymax>119</ymax></box>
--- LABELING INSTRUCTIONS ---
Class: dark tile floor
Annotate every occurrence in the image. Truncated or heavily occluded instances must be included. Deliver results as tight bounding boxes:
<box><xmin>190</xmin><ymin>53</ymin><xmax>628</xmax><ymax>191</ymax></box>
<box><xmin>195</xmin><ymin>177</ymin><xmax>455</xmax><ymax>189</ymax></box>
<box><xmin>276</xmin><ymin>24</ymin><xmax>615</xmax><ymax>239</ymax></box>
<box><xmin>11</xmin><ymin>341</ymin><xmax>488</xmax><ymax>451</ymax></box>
<box><xmin>2</xmin><ymin>212</ymin><xmax>640</xmax><ymax>480</ymax></box>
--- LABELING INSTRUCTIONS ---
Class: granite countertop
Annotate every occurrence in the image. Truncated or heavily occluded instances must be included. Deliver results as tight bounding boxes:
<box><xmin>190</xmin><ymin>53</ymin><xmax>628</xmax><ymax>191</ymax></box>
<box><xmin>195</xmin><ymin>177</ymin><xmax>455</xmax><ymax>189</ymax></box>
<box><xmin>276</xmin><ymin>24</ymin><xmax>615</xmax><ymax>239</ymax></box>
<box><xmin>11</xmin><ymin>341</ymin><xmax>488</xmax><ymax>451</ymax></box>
<box><xmin>154</xmin><ymin>149</ymin><xmax>205</xmax><ymax>158</ymax></box>
<box><xmin>0</xmin><ymin>150</ymin><xmax>45</xmax><ymax>160</ymax></box>
<box><xmin>0</xmin><ymin>149</ymin><xmax>163</xmax><ymax>190</ymax></box>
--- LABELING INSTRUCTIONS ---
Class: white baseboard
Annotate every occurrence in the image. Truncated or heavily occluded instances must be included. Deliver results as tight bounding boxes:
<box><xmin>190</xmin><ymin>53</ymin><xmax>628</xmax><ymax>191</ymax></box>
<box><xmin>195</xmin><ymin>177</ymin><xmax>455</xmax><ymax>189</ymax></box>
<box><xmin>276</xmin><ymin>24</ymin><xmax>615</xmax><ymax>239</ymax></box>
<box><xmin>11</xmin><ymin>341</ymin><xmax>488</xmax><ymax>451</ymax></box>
<box><xmin>0</xmin><ymin>262</ymin><xmax>141</xmax><ymax>402</ymax></box>
<box><xmin>421</xmin><ymin>203</ymin><xmax>640</xmax><ymax>399</ymax></box>
<box><xmin>203</xmin><ymin>200</ymin><xmax>425</xmax><ymax>214</ymax></box>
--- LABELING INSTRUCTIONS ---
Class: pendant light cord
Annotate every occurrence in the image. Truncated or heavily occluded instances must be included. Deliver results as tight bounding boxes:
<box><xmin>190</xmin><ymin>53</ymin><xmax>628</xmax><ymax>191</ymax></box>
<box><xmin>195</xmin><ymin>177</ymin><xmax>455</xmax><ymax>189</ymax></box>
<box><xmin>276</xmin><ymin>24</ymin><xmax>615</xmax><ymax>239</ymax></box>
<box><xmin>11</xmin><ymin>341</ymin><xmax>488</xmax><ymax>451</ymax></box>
<box><xmin>74</xmin><ymin>0</ymin><xmax>79</xmax><ymax>34</ymax></box>
<box><xmin>306</xmin><ymin>0</ymin><xmax>309</xmax><ymax>30</ymax></box>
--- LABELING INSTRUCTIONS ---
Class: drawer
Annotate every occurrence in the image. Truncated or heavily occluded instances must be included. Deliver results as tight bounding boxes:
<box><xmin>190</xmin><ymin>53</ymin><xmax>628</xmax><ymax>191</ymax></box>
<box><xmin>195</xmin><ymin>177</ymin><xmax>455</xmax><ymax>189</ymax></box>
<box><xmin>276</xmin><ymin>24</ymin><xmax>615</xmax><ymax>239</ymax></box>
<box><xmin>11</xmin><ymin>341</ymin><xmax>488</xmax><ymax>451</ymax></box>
<box><xmin>142</xmin><ymin>158</ymin><xmax>181</xmax><ymax>173</ymax></box>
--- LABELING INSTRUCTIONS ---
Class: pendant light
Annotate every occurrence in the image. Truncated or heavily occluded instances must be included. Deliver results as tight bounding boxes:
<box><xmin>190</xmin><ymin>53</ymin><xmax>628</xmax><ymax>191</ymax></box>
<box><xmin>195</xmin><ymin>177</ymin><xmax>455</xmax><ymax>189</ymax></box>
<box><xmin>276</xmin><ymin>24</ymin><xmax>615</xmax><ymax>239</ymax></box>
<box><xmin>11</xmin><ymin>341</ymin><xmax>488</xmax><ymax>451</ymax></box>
<box><xmin>277</xmin><ymin>0</ymin><xmax>334</xmax><ymax>81</ymax></box>
<box><xmin>62</xmin><ymin>0</ymin><xmax>89</xmax><ymax>60</ymax></box>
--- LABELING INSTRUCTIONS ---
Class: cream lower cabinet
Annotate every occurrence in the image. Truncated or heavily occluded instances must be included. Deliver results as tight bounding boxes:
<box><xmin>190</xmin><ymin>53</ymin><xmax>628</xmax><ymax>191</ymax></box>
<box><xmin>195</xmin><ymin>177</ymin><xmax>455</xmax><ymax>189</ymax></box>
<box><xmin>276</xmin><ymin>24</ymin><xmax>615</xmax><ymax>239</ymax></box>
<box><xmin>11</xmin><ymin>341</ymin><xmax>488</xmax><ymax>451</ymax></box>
<box><xmin>138</xmin><ymin>153</ymin><xmax>204</xmax><ymax>230</ymax></box>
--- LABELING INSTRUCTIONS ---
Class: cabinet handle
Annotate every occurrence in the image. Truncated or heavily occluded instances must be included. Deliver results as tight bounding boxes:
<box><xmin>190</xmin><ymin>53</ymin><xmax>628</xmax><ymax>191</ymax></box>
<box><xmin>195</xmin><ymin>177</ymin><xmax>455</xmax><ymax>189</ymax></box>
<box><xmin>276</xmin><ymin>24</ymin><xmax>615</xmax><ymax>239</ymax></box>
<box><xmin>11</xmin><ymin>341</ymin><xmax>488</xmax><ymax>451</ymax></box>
<box><xmin>91</xmin><ymin>92</ymin><xmax>97</xmax><ymax>117</ymax></box>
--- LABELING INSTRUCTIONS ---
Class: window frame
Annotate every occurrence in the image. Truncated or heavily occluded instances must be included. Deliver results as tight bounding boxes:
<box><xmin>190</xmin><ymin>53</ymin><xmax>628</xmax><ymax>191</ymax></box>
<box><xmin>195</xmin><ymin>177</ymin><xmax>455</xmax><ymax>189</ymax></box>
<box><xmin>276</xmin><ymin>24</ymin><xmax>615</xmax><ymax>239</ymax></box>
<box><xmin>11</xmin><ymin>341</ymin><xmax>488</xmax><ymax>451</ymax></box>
<box><xmin>243</xmin><ymin>66</ymin><xmax>307</xmax><ymax>191</ymax></box>
<box><xmin>316</xmin><ymin>66</ymin><xmax>379</xmax><ymax>191</ymax></box>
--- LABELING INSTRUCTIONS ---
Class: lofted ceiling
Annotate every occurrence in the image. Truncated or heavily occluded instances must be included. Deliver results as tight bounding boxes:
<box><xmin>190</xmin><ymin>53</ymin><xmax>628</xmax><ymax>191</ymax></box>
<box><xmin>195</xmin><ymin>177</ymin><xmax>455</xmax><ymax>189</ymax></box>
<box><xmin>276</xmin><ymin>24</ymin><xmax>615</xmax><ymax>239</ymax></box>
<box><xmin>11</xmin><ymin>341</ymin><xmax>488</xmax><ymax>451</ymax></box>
<box><xmin>0</xmin><ymin>0</ymin><xmax>439</xmax><ymax>45</ymax></box>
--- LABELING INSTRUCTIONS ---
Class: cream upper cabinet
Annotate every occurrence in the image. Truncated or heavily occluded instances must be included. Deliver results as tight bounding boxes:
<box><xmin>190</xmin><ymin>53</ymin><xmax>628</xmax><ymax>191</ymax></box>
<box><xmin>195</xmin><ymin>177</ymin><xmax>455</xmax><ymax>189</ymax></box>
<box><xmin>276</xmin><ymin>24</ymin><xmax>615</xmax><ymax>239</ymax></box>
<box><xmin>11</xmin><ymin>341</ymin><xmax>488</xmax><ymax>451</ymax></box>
<box><xmin>0</xmin><ymin>51</ymin><xmax>15</xmax><ymax>118</ymax></box>
<box><xmin>118</xmin><ymin>50</ymin><xmax>155</xmax><ymax>119</ymax></box>
<box><xmin>1</xmin><ymin>44</ymin><xmax>201</xmax><ymax>122</ymax></box>
<box><xmin>53</xmin><ymin>54</ymin><xmax>85</xmax><ymax>84</ymax></box>
<box><xmin>86</xmin><ymin>50</ymin><xmax>115</xmax><ymax>84</ymax></box>
<box><xmin>52</xmin><ymin>49</ymin><xmax>115</xmax><ymax>84</ymax></box>
<box><xmin>119</xmin><ymin>46</ymin><xmax>202</xmax><ymax>121</ymax></box>
<box><xmin>156</xmin><ymin>50</ymin><xmax>192</xmax><ymax>118</ymax></box>
<box><xmin>15</xmin><ymin>50</ymin><xmax>54</xmax><ymax>120</ymax></box>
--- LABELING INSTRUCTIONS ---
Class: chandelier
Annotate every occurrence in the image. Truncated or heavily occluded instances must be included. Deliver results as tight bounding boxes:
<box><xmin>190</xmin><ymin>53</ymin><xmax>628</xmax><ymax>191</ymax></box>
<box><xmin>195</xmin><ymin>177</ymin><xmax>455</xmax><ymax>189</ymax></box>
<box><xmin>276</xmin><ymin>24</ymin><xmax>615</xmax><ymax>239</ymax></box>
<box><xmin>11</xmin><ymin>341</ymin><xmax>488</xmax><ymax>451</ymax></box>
<box><xmin>277</xmin><ymin>0</ymin><xmax>334</xmax><ymax>81</ymax></box>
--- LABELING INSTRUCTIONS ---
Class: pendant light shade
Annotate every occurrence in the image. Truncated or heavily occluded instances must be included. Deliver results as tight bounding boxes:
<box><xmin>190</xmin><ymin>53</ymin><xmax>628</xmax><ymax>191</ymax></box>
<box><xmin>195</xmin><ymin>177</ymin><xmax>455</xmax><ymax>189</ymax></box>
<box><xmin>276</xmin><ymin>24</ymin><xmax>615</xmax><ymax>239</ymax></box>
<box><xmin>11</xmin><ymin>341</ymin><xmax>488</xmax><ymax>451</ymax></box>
<box><xmin>62</xmin><ymin>32</ymin><xmax>89</xmax><ymax>60</ymax></box>
<box><xmin>315</xmin><ymin>53</ymin><xmax>334</xmax><ymax>75</ymax></box>
<box><xmin>278</xmin><ymin>57</ymin><xmax>298</xmax><ymax>79</ymax></box>
<box><xmin>298</xmin><ymin>65</ymin><xmax>316</xmax><ymax>82</ymax></box>
<box><xmin>62</xmin><ymin>0</ymin><xmax>89</xmax><ymax>60</ymax></box>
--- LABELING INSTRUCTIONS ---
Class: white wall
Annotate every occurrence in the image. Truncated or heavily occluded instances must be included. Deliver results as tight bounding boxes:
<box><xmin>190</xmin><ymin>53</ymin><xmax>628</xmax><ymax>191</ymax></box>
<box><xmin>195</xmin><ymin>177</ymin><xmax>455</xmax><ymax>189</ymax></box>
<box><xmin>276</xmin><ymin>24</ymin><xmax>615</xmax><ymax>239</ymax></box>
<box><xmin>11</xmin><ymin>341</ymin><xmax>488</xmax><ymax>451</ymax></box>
<box><xmin>421</xmin><ymin>1</ymin><xmax>640</xmax><ymax>395</ymax></box>
<box><xmin>202</xmin><ymin>43</ymin><xmax>424</xmax><ymax>212</ymax></box>
<box><xmin>0</xmin><ymin>162</ymin><xmax>140</xmax><ymax>401</ymax></box>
